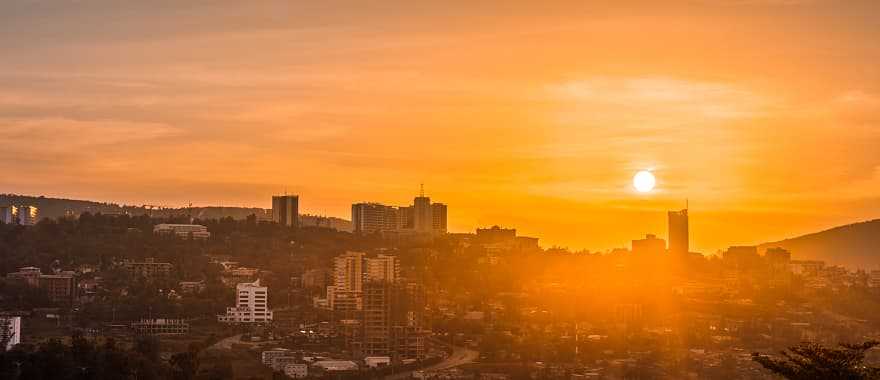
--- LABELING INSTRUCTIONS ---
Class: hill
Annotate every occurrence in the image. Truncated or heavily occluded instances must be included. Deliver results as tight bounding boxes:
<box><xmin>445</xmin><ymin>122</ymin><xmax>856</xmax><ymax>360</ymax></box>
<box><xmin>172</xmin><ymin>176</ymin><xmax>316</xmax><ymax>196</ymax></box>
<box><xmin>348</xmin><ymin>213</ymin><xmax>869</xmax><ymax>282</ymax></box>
<box><xmin>758</xmin><ymin>219</ymin><xmax>880</xmax><ymax>269</ymax></box>
<box><xmin>0</xmin><ymin>194</ymin><xmax>352</xmax><ymax>231</ymax></box>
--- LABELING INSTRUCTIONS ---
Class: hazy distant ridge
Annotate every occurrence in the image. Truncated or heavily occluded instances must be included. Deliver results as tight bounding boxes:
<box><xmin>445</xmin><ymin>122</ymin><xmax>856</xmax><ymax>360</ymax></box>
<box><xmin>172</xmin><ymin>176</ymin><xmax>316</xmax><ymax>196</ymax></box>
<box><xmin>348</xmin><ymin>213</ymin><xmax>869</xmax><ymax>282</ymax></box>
<box><xmin>758</xmin><ymin>219</ymin><xmax>880</xmax><ymax>269</ymax></box>
<box><xmin>0</xmin><ymin>194</ymin><xmax>352</xmax><ymax>231</ymax></box>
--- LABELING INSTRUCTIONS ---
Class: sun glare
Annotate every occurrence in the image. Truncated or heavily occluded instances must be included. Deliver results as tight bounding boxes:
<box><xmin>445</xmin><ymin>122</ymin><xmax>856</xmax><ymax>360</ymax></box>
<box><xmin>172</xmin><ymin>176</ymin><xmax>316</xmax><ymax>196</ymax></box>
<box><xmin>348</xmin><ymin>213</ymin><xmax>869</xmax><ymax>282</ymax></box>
<box><xmin>633</xmin><ymin>170</ymin><xmax>656</xmax><ymax>193</ymax></box>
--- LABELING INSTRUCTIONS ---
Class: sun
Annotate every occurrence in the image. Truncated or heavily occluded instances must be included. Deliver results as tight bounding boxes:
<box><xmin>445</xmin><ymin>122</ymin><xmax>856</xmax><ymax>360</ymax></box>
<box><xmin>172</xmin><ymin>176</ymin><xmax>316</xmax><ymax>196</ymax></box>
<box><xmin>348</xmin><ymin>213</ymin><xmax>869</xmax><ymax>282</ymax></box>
<box><xmin>633</xmin><ymin>170</ymin><xmax>656</xmax><ymax>193</ymax></box>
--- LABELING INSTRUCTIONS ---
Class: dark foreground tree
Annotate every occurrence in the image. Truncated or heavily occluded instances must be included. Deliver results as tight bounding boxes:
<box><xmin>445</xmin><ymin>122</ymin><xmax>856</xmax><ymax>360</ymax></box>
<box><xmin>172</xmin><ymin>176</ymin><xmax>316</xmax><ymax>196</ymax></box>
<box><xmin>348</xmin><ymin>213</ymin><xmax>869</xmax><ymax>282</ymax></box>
<box><xmin>752</xmin><ymin>341</ymin><xmax>880</xmax><ymax>379</ymax></box>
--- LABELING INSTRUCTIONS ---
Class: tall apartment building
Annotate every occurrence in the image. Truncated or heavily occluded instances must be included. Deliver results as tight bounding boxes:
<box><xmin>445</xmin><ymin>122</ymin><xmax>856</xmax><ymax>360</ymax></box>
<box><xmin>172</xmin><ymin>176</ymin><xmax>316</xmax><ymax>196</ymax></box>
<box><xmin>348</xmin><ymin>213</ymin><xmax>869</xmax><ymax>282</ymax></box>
<box><xmin>431</xmin><ymin>203</ymin><xmax>447</xmax><ymax>233</ymax></box>
<box><xmin>352</xmin><ymin>203</ymin><xmax>399</xmax><ymax>234</ymax></box>
<box><xmin>329</xmin><ymin>252</ymin><xmax>364</xmax><ymax>311</ymax></box>
<box><xmin>0</xmin><ymin>205</ymin><xmax>38</xmax><ymax>225</ymax></box>
<box><xmin>272</xmin><ymin>195</ymin><xmax>299</xmax><ymax>228</ymax></box>
<box><xmin>365</xmin><ymin>254</ymin><xmax>399</xmax><ymax>283</ymax></box>
<box><xmin>412</xmin><ymin>195</ymin><xmax>432</xmax><ymax>233</ymax></box>
<box><xmin>668</xmin><ymin>208</ymin><xmax>689</xmax><ymax>255</ymax></box>
<box><xmin>16</xmin><ymin>206</ymin><xmax>38</xmax><ymax>226</ymax></box>
<box><xmin>351</xmin><ymin>189</ymin><xmax>447</xmax><ymax>235</ymax></box>
<box><xmin>218</xmin><ymin>279</ymin><xmax>274</xmax><ymax>323</ymax></box>
<box><xmin>0</xmin><ymin>206</ymin><xmax>15</xmax><ymax>224</ymax></box>
<box><xmin>362</xmin><ymin>281</ymin><xmax>426</xmax><ymax>360</ymax></box>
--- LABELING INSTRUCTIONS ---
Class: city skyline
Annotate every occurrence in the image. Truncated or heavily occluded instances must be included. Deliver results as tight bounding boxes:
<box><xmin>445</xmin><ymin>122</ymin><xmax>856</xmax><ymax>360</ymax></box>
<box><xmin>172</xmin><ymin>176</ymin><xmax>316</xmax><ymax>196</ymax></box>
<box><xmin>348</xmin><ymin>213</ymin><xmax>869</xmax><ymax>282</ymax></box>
<box><xmin>2</xmin><ymin>1</ymin><xmax>879</xmax><ymax>255</ymax></box>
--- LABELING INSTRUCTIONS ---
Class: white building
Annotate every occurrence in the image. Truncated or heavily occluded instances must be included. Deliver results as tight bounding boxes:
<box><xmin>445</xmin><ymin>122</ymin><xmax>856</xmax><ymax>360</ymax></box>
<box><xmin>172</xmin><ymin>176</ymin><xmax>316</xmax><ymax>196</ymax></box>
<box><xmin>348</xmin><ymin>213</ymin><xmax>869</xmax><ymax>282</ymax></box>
<box><xmin>0</xmin><ymin>316</ymin><xmax>21</xmax><ymax>350</ymax></box>
<box><xmin>218</xmin><ymin>279</ymin><xmax>273</xmax><ymax>323</ymax></box>
<box><xmin>153</xmin><ymin>224</ymin><xmax>210</xmax><ymax>239</ymax></box>
<box><xmin>284</xmin><ymin>363</ymin><xmax>308</xmax><ymax>379</ymax></box>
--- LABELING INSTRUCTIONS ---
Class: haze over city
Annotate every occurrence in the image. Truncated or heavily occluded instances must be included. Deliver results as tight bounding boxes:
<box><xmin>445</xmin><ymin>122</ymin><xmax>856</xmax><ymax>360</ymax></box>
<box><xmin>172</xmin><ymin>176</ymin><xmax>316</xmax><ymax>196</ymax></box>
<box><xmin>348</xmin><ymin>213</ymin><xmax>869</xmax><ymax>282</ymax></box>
<box><xmin>2</xmin><ymin>1</ymin><xmax>879</xmax><ymax>254</ymax></box>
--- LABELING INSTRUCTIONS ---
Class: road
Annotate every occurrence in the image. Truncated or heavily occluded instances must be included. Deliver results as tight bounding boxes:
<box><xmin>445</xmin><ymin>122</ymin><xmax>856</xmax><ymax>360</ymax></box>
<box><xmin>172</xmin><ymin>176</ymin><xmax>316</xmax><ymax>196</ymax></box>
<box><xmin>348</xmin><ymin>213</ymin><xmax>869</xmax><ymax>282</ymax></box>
<box><xmin>385</xmin><ymin>345</ymin><xmax>479</xmax><ymax>379</ymax></box>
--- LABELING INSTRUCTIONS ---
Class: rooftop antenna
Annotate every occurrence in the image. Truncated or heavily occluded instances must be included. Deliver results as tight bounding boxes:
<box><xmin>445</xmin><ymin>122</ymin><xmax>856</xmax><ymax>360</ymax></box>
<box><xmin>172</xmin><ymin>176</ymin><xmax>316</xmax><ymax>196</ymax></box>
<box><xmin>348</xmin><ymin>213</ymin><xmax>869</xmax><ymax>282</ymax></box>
<box><xmin>420</xmin><ymin>183</ymin><xmax>425</xmax><ymax>197</ymax></box>
<box><xmin>686</xmin><ymin>198</ymin><xmax>689</xmax><ymax>211</ymax></box>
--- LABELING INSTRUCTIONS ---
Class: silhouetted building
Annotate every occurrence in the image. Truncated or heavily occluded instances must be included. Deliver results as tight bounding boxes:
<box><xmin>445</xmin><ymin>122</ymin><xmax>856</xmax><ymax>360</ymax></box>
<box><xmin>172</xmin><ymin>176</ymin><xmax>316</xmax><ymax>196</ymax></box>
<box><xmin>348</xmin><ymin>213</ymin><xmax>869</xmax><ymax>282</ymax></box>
<box><xmin>476</xmin><ymin>226</ymin><xmax>517</xmax><ymax>243</ymax></box>
<box><xmin>272</xmin><ymin>195</ymin><xmax>299</xmax><ymax>228</ymax></box>
<box><xmin>431</xmin><ymin>203</ymin><xmax>447</xmax><ymax>233</ymax></box>
<box><xmin>668</xmin><ymin>208</ymin><xmax>688</xmax><ymax>255</ymax></box>
<box><xmin>724</xmin><ymin>246</ymin><xmax>761</xmax><ymax>270</ymax></box>
<box><xmin>352</xmin><ymin>190</ymin><xmax>446</xmax><ymax>235</ymax></box>
<box><xmin>413</xmin><ymin>195</ymin><xmax>433</xmax><ymax>233</ymax></box>
<box><xmin>632</xmin><ymin>234</ymin><xmax>666</xmax><ymax>256</ymax></box>
<box><xmin>352</xmin><ymin>203</ymin><xmax>398</xmax><ymax>234</ymax></box>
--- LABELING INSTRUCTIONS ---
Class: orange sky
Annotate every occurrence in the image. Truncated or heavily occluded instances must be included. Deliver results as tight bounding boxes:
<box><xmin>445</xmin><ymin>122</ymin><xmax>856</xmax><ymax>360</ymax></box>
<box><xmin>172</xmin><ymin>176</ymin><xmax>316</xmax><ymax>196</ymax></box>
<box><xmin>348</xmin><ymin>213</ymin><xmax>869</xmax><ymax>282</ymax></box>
<box><xmin>1</xmin><ymin>1</ymin><xmax>878</xmax><ymax>254</ymax></box>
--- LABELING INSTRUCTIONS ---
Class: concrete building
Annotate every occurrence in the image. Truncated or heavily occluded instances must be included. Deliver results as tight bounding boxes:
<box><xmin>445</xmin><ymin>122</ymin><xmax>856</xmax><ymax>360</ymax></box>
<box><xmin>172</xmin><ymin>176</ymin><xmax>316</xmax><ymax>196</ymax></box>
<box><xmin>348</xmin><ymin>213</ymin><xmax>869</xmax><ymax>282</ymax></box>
<box><xmin>17</xmin><ymin>206</ymin><xmax>38</xmax><ymax>225</ymax></box>
<box><xmin>218</xmin><ymin>279</ymin><xmax>274</xmax><ymax>323</ymax></box>
<box><xmin>131</xmin><ymin>319</ymin><xmax>190</xmax><ymax>335</ymax></box>
<box><xmin>7</xmin><ymin>266</ymin><xmax>42</xmax><ymax>287</ymax></box>
<box><xmin>352</xmin><ymin>203</ymin><xmax>399</xmax><ymax>234</ymax></box>
<box><xmin>272</xmin><ymin>195</ymin><xmax>299</xmax><ymax>228</ymax></box>
<box><xmin>39</xmin><ymin>272</ymin><xmax>76</xmax><ymax>305</ymax></box>
<box><xmin>724</xmin><ymin>246</ymin><xmax>761</xmax><ymax>270</ymax></box>
<box><xmin>122</xmin><ymin>258</ymin><xmax>173</xmax><ymax>280</ymax></box>
<box><xmin>431</xmin><ymin>203</ymin><xmax>447</xmax><ymax>233</ymax></box>
<box><xmin>153</xmin><ymin>224</ymin><xmax>210</xmax><ymax>239</ymax></box>
<box><xmin>668</xmin><ymin>208</ymin><xmax>689</xmax><ymax>255</ymax></box>
<box><xmin>327</xmin><ymin>252</ymin><xmax>365</xmax><ymax>311</ymax></box>
<box><xmin>412</xmin><ymin>195</ymin><xmax>433</xmax><ymax>233</ymax></box>
<box><xmin>261</xmin><ymin>348</ymin><xmax>291</xmax><ymax>365</ymax></box>
<box><xmin>0</xmin><ymin>316</ymin><xmax>21</xmax><ymax>350</ymax></box>
<box><xmin>0</xmin><ymin>206</ymin><xmax>15</xmax><ymax>224</ymax></box>
<box><xmin>632</xmin><ymin>234</ymin><xmax>666</xmax><ymax>256</ymax></box>
<box><xmin>284</xmin><ymin>363</ymin><xmax>308</xmax><ymax>379</ymax></box>
<box><xmin>366</xmin><ymin>254</ymin><xmax>399</xmax><ymax>283</ymax></box>
<box><xmin>333</xmin><ymin>252</ymin><xmax>365</xmax><ymax>293</ymax></box>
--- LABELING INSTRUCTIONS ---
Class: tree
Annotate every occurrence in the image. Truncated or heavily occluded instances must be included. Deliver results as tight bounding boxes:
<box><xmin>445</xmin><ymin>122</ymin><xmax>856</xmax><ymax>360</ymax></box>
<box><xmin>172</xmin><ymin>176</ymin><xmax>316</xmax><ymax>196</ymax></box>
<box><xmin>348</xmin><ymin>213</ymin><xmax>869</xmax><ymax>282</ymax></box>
<box><xmin>752</xmin><ymin>341</ymin><xmax>880</xmax><ymax>380</ymax></box>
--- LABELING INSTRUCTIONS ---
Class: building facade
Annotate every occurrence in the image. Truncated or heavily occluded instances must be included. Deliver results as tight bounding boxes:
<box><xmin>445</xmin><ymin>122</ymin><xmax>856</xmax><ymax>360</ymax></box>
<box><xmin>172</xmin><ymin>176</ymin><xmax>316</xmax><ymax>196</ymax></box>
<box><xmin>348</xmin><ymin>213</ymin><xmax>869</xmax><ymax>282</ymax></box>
<box><xmin>352</xmin><ymin>203</ymin><xmax>399</xmax><ymax>234</ymax></box>
<box><xmin>272</xmin><ymin>195</ymin><xmax>299</xmax><ymax>228</ymax></box>
<box><xmin>219</xmin><ymin>279</ymin><xmax>274</xmax><ymax>323</ymax></box>
<box><xmin>153</xmin><ymin>224</ymin><xmax>210</xmax><ymax>239</ymax></box>
<box><xmin>667</xmin><ymin>208</ymin><xmax>689</xmax><ymax>255</ymax></box>
<box><xmin>0</xmin><ymin>316</ymin><xmax>21</xmax><ymax>350</ymax></box>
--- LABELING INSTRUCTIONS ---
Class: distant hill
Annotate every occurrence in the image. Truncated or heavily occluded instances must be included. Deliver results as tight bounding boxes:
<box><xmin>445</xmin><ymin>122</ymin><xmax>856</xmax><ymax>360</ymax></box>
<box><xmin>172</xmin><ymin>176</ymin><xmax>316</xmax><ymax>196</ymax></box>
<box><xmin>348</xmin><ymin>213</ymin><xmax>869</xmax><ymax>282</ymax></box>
<box><xmin>0</xmin><ymin>194</ymin><xmax>352</xmax><ymax>231</ymax></box>
<box><xmin>758</xmin><ymin>219</ymin><xmax>880</xmax><ymax>269</ymax></box>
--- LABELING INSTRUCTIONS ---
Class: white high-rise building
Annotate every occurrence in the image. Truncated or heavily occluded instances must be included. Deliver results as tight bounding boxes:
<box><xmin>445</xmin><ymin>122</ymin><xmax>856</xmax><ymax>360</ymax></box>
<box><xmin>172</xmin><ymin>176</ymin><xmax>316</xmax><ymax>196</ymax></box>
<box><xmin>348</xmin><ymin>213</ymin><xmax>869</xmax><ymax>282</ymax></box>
<box><xmin>333</xmin><ymin>251</ymin><xmax>364</xmax><ymax>292</ymax></box>
<box><xmin>218</xmin><ymin>279</ymin><xmax>273</xmax><ymax>323</ymax></box>
<box><xmin>0</xmin><ymin>316</ymin><xmax>21</xmax><ymax>350</ymax></box>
